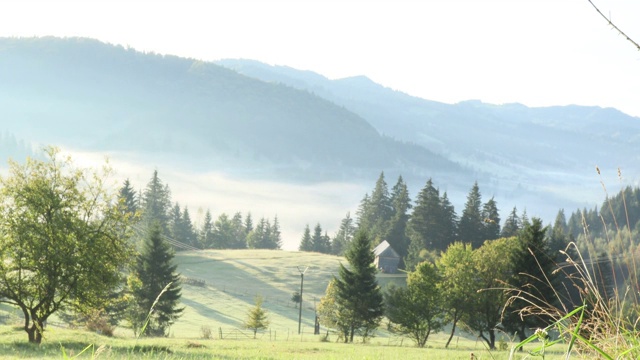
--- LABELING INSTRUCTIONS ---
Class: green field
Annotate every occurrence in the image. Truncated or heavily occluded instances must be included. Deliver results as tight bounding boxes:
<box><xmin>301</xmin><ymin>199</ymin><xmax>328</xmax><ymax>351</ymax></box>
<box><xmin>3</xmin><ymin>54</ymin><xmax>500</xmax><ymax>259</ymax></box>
<box><xmin>0</xmin><ymin>249</ymin><xmax>572</xmax><ymax>359</ymax></box>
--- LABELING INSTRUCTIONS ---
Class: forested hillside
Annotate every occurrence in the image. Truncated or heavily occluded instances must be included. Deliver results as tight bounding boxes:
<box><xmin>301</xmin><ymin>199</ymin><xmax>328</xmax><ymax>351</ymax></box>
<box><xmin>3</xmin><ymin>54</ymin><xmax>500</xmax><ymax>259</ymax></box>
<box><xmin>0</xmin><ymin>37</ymin><xmax>464</xmax><ymax>183</ymax></box>
<box><xmin>219</xmin><ymin>59</ymin><xmax>640</xmax><ymax>216</ymax></box>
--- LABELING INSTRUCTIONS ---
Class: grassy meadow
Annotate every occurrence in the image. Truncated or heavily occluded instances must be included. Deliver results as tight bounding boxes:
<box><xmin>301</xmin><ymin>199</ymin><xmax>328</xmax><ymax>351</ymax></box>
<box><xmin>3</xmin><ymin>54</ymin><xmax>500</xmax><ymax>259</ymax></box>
<box><xmin>0</xmin><ymin>250</ymin><xmax>571</xmax><ymax>359</ymax></box>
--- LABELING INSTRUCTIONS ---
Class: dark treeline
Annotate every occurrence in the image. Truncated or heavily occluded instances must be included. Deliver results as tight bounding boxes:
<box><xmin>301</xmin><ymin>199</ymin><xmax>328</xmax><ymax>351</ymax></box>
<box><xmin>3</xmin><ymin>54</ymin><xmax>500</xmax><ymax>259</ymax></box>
<box><xmin>299</xmin><ymin>172</ymin><xmax>547</xmax><ymax>270</ymax></box>
<box><xmin>118</xmin><ymin>170</ymin><xmax>281</xmax><ymax>251</ymax></box>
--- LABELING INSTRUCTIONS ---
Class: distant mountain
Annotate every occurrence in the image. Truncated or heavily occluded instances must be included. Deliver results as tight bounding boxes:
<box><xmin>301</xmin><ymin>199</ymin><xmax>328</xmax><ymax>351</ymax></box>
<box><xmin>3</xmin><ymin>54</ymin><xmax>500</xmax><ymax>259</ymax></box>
<box><xmin>218</xmin><ymin>59</ymin><xmax>640</xmax><ymax>215</ymax></box>
<box><xmin>0</xmin><ymin>37</ymin><xmax>466</xmax><ymax>184</ymax></box>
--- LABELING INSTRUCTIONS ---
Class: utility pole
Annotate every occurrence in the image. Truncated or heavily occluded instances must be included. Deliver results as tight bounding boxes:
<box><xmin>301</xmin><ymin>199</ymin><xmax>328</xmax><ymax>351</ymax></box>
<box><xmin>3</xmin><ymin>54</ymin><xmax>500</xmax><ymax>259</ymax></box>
<box><xmin>297</xmin><ymin>266</ymin><xmax>308</xmax><ymax>334</ymax></box>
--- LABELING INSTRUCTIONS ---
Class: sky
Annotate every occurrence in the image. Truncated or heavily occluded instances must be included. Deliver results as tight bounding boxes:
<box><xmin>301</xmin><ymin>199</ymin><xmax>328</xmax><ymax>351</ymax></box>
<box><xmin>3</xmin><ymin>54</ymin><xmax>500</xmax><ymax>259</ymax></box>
<box><xmin>1</xmin><ymin>0</ymin><xmax>639</xmax><ymax>117</ymax></box>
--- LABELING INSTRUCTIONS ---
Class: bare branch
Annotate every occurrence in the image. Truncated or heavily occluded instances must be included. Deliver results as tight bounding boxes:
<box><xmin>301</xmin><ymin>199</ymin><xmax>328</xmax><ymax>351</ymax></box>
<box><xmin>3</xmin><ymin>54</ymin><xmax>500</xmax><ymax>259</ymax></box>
<box><xmin>588</xmin><ymin>0</ymin><xmax>640</xmax><ymax>51</ymax></box>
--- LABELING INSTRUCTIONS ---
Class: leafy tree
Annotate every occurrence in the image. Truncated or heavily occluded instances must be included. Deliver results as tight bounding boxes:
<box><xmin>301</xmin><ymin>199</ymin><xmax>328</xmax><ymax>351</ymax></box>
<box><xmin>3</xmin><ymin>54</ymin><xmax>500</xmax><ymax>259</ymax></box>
<box><xmin>131</xmin><ymin>223</ymin><xmax>183</xmax><ymax>337</ymax></box>
<box><xmin>317</xmin><ymin>279</ymin><xmax>351</xmax><ymax>341</ymax></box>
<box><xmin>334</xmin><ymin>231</ymin><xmax>384</xmax><ymax>342</ymax></box>
<box><xmin>458</xmin><ymin>181</ymin><xmax>485</xmax><ymax>248</ymax></box>
<box><xmin>332</xmin><ymin>212</ymin><xmax>356</xmax><ymax>256</ymax></box>
<box><xmin>299</xmin><ymin>224</ymin><xmax>313</xmax><ymax>251</ymax></box>
<box><xmin>501</xmin><ymin>206</ymin><xmax>522</xmax><ymax>238</ymax></box>
<box><xmin>244</xmin><ymin>295</ymin><xmax>269</xmax><ymax>338</ymax></box>
<box><xmin>386</xmin><ymin>176</ymin><xmax>412</xmax><ymax>261</ymax></box>
<box><xmin>0</xmin><ymin>148</ymin><xmax>133</xmax><ymax>343</ymax></box>
<box><xmin>436</xmin><ymin>242</ymin><xmax>476</xmax><ymax>348</ymax></box>
<box><xmin>385</xmin><ymin>261</ymin><xmax>443</xmax><ymax>347</ymax></box>
<box><xmin>465</xmin><ymin>236</ymin><xmax>518</xmax><ymax>350</ymax></box>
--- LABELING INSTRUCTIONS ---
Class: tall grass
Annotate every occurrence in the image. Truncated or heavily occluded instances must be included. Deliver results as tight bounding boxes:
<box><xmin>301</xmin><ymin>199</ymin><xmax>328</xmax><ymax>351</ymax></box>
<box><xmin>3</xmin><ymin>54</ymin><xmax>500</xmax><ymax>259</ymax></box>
<box><xmin>507</xmin><ymin>168</ymin><xmax>640</xmax><ymax>359</ymax></box>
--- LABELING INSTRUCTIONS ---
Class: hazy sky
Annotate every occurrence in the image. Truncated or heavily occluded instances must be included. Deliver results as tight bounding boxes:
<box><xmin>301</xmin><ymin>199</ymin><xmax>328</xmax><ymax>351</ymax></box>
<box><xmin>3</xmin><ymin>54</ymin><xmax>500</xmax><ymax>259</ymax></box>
<box><xmin>1</xmin><ymin>0</ymin><xmax>639</xmax><ymax>117</ymax></box>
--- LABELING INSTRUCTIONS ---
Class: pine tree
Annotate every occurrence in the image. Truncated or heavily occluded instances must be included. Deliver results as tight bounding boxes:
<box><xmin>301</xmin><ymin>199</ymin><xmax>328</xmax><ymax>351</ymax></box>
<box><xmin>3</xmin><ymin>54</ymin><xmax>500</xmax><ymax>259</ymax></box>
<box><xmin>311</xmin><ymin>223</ymin><xmax>330</xmax><ymax>253</ymax></box>
<box><xmin>244</xmin><ymin>295</ymin><xmax>269</xmax><ymax>338</ymax></box>
<box><xmin>334</xmin><ymin>231</ymin><xmax>384</xmax><ymax>342</ymax></box>
<box><xmin>481</xmin><ymin>197</ymin><xmax>501</xmax><ymax>241</ymax></box>
<box><xmin>501</xmin><ymin>207</ymin><xmax>521</xmax><ymax>238</ymax></box>
<box><xmin>357</xmin><ymin>172</ymin><xmax>393</xmax><ymax>244</ymax></box>
<box><xmin>548</xmin><ymin>209</ymin><xmax>570</xmax><ymax>261</ymax></box>
<box><xmin>268</xmin><ymin>215</ymin><xmax>282</xmax><ymax>249</ymax></box>
<box><xmin>386</xmin><ymin>176</ymin><xmax>412</xmax><ymax>260</ymax></box>
<box><xmin>299</xmin><ymin>224</ymin><xmax>313</xmax><ymax>251</ymax></box>
<box><xmin>181</xmin><ymin>207</ymin><xmax>197</xmax><ymax>248</ymax></box>
<box><xmin>231</xmin><ymin>212</ymin><xmax>247</xmax><ymax>249</ymax></box>
<box><xmin>405</xmin><ymin>179</ymin><xmax>455</xmax><ymax>268</ymax></box>
<box><xmin>213</xmin><ymin>213</ymin><xmax>234</xmax><ymax>249</ymax></box>
<box><xmin>332</xmin><ymin>212</ymin><xmax>356</xmax><ymax>256</ymax></box>
<box><xmin>118</xmin><ymin>178</ymin><xmax>138</xmax><ymax>216</ymax></box>
<box><xmin>504</xmin><ymin>217</ymin><xmax>557</xmax><ymax>342</ymax></box>
<box><xmin>199</xmin><ymin>210</ymin><xmax>214</xmax><ymax>248</ymax></box>
<box><xmin>458</xmin><ymin>182</ymin><xmax>485</xmax><ymax>248</ymax></box>
<box><xmin>132</xmin><ymin>223</ymin><xmax>183</xmax><ymax>337</ymax></box>
<box><xmin>141</xmin><ymin>170</ymin><xmax>172</xmax><ymax>235</ymax></box>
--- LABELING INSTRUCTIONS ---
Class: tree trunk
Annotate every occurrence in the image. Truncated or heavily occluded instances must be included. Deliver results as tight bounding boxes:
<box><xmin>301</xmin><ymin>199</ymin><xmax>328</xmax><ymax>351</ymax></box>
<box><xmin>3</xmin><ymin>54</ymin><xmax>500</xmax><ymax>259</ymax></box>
<box><xmin>488</xmin><ymin>329</ymin><xmax>496</xmax><ymax>350</ymax></box>
<box><xmin>349</xmin><ymin>324</ymin><xmax>355</xmax><ymax>343</ymax></box>
<box><xmin>445</xmin><ymin>318</ymin><xmax>458</xmax><ymax>348</ymax></box>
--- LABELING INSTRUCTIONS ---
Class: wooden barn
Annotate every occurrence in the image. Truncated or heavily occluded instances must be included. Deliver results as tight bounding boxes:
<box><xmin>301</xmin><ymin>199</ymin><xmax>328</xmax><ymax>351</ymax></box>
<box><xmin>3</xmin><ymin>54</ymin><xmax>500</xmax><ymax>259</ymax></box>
<box><xmin>373</xmin><ymin>240</ymin><xmax>400</xmax><ymax>273</ymax></box>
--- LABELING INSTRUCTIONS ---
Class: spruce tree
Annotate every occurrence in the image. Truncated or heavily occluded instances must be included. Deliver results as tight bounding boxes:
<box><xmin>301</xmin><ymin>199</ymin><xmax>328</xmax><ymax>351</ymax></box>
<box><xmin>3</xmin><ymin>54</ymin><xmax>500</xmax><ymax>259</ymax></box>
<box><xmin>199</xmin><ymin>210</ymin><xmax>214</xmax><ymax>248</ymax></box>
<box><xmin>231</xmin><ymin>212</ymin><xmax>247</xmax><ymax>249</ymax></box>
<box><xmin>386</xmin><ymin>176</ymin><xmax>412</xmax><ymax>260</ymax></box>
<box><xmin>311</xmin><ymin>223</ymin><xmax>330</xmax><ymax>253</ymax></box>
<box><xmin>332</xmin><ymin>212</ymin><xmax>356</xmax><ymax>256</ymax></box>
<box><xmin>405</xmin><ymin>179</ymin><xmax>455</xmax><ymax>268</ymax></box>
<box><xmin>481</xmin><ymin>197</ymin><xmax>501</xmax><ymax>241</ymax></box>
<box><xmin>458</xmin><ymin>182</ymin><xmax>485</xmax><ymax>248</ymax></box>
<box><xmin>118</xmin><ymin>178</ymin><xmax>138</xmax><ymax>216</ymax></box>
<box><xmin>141</xmin><ymin>170</ymin><xmax>172</xmax><ymax>235</ymax></box>
<box><xmin>299</xmin><ymin>224</ymin><xmax>313</xmax><ymax>251</ymax></box>
<box><xmin>501</xmin><ymin>206</ymin><xmax>521</xmax><ymax>238</ymax></box>
<box><xmin>132</xmin><ymin>223</ymin><xmax>183</xmax><ymax>337</ymax></box>
<box><xmin>357</xmin><ymin>172</ymin><xmax>393</xmax><ymax>244</ymax></box>
<box><xmin>334</xmin><ymin>231</ymin><xmax>384</xmax><ymax>342</ymax></box>
<box><xmin>504</xmin><ymin>217</ymin><xmax>556</xmax><ymax>342</ymax></box>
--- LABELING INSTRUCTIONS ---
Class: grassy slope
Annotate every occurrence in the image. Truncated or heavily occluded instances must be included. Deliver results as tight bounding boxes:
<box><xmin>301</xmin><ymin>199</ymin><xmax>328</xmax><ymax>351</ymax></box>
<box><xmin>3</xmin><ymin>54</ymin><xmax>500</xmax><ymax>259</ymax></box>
<box><xmin>170</xmin><ymin>249</ymin><xmax>406</xmax><ymax>338</ymax></box>
<box><xmin>0</xmin><ymin>249</ymin><xmax>569</xmax><ymax>358</ymax></box>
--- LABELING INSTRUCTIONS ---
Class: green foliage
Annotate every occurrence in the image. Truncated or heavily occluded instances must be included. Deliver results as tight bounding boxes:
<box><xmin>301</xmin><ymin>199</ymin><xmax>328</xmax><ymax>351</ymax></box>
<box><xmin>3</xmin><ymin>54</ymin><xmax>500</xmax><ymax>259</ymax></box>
<box><xmin>247</xmin><ymin>216</ymin><xmax>281</xmax><ymax>249</ymax></box>
<box><xmin>356</xmin><ymin>172</ymin><xmax>393</xmax><ymax>244</ymax></box>
<box><xmin>458</xmin><ymin>182</ymin><xmax>486</xmax><ymax>249</ymax></box>
<box><xmin>465</xmin><ymin>236</ymin><xmax>519</xmax><ymax>350</ymax></box>
<box><xmin>333</xmin><ymin>231</ymin><xmax>384</xmax><ymax>342</ymax></box>
<box><xmin>405</xmin><ymin>179</ymin><xmax>457</xmax><ymax>269</ymax></box>
<box><xmin>436</xmin><ymin>242</ymin><xmax>476</xmax><ymax>348</ymax></box>
<box><xmin>385</xmin><ymin>261</ymin><xmax>443</xmax><ymax>347</ymax></box>
<box><xmin>0</xmin><ymin>147</ymin><xmax>133</xmax><ymax>343</ymax></box>
<box><xmin>386</xmin><ymin>176</ymin><xmax>412</xmax><ymax>261</ymax></box>
<box><xmin>131</xmin><ymin>223</ymin><xmax>184</xmax><ymax>337</ymax></box>
<box><xmin>503</xmin><ymin>218</ymin><xmax>557</xmax><ymax>342</ymax></box>
<box><xmin>140</xmin><ymin>170</ymin><xmax>172</xmax><ymax>236</ymax></box>
<box><xmin>317</xmin><ymin>279</ymin><xmax>352</xmax><ymax>342</ymax></box>
<box><xmin>331</xmin><ymin>212</ymin><xmax>356</xmax><ymax>256</ymax></box>
<box><xmin>244</xmin><ymin>295</ymin><xmax>269</xmax><ymax>338</ymax></box>
<box><xmin>501</xmin><ymin>207</ymin><xmax>522</xmax><ymax>238</ymax></box>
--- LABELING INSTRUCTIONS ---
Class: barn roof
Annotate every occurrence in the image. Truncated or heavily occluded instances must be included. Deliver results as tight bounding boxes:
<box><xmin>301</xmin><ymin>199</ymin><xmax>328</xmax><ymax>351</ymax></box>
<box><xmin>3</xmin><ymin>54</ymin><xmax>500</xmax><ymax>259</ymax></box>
<box><xmin>373</xmin><ymin>240</ymin><xmax>399</xmax><ymax>258</ymax></box>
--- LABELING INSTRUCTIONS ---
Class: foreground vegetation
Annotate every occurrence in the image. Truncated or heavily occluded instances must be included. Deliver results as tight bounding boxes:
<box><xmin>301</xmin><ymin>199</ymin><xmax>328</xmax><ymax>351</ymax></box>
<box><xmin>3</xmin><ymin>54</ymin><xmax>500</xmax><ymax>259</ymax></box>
<box><xmin>0</xmin><ymin>325</ymin><xmax>565</xmax><ymax>360</ymax></box>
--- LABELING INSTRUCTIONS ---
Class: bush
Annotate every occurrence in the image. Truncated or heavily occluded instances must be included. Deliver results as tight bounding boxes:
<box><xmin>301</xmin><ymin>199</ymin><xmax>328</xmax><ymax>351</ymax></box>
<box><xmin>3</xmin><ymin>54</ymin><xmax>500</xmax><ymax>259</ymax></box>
<box><xmin>85</xmin><ymin>310</ymin><xmax>115</xmax><ymax>337</ymax></box>
<box><xmin>200</xmin><ymin>325</ymin><xmax>212</xmax><ymax>340</ymax></box>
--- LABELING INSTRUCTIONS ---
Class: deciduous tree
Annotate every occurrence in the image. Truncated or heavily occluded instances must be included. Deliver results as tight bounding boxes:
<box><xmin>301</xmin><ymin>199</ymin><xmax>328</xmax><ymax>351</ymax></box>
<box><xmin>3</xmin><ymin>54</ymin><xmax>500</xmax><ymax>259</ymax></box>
<box><xmin>0</xmin><ymin>148</ymin><xmax>133</xmax><ymax>343</ymax></box>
